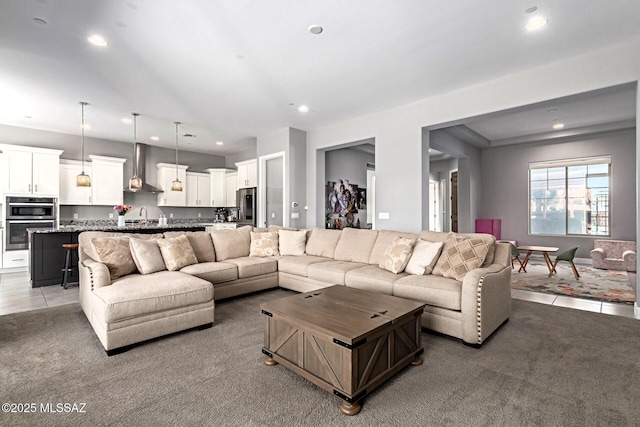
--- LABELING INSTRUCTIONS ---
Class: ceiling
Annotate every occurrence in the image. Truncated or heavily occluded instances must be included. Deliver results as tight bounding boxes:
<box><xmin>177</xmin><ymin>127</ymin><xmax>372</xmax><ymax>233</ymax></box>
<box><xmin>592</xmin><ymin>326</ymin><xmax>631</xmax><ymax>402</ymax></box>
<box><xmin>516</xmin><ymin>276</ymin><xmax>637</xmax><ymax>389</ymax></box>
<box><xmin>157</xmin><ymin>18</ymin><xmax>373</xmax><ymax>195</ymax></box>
<box><xmin>1</xmin><ymin>1</ymin><xmax>639</xmax><ymax>155</ymax></box>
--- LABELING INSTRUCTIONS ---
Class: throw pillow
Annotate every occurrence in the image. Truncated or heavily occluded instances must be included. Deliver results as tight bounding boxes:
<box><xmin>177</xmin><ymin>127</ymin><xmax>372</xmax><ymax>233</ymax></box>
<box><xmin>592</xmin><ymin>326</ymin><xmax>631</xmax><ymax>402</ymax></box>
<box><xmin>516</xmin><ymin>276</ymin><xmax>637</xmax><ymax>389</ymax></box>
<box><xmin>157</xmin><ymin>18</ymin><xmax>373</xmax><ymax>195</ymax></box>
<box><xmin>250</xmin><ymin>232</ymin><xmax>280</xmax><ymax>257</ymax></box>
<box><xmin>157</xmin><ymin>235</ymin><xmax>198</xmax><ymax>271</ymax></box>
<box><xmin>432</xmin><ymin>233</ymin><xmax>493</xmax><ymax>281</ymax></box>
<box><xmin>405</xmin><ymin>239</ymin><xmax>444</xmax><ymax>275</ymax></box>
<box><xmin>129</xmin><ymin>238</ymin><xmax>166</xmax><ymax>275</ymax></box>
<box><xmin>210</xmin><ymin>226</ymin><xmax>251</xmax><ymax>261</ymax></box>
<box><xmin>378</xmin><ymin>236</ymin><xmax>416</xmax><ymax>274</ymax></box>
<box><xmin>278</xmin><ymin>229</ymin><xmax>307</xmax><ymax>256</ymax></box>
<box><xmin>91</xmin><ymin>237</ymin><xmax>137</xmax><ymax>280</ymax></box>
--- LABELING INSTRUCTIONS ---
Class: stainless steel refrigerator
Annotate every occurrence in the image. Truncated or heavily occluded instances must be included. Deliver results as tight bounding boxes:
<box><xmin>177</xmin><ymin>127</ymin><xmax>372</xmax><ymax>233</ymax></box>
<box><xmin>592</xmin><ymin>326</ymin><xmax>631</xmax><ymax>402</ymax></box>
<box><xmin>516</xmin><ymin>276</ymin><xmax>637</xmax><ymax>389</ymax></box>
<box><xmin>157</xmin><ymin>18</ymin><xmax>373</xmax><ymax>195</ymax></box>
<box><xmin>236</xmin><ymin>187</ymin><xmax>256</xmax><ymax>227</ymax></box>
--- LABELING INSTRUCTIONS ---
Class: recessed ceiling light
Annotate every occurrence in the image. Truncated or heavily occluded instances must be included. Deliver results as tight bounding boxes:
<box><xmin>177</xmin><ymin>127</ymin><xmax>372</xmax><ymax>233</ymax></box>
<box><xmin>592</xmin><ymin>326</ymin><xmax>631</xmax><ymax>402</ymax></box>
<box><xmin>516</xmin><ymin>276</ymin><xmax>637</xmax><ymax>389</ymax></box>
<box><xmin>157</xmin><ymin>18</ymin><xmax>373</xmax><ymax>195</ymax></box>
<box><xmin>88</xmin><ymin>35</ymin><xmax>108</xmax><ymax>47</ymax></box>
<box><xmin>553</xmin><ymin>123</ymin><xmax>565</xmax><ymax>130</ymax></box>
<box><xmin>308</xmin><ymin>25</ymin><xmax>323</xmax><ymax>35</ymax></box>
<box><xmin>121</xmin><ymin>118</ymin><xmax>132</xmax><ymax>124</ymax></box>
<box><xmin>150</xmin><ymin>136</ymin><xmax>159</xmax><ymax>141</ymax></box>
<box><xmin>525</xmin><ymin>6</ymin><xmax>538</xmax><ymax>14</ymax></box>
<box><xmin>526</xmin><ymin>16</ymin><xmax>548</xmax><ymax>31</ymax></box>
<box><xmin>24</xmin><ymin>115</ymin><xmax>32</xmax><ymax>119</ymax></box>
<box><xmin>298</xmin><ymin>105</ymin><xmax>309</xmax><ymax>113</ymax></box>
<box><xmin>216</xmin><ymin>141</ymin><xmax>224</xmax><ymax>146</ymax></box>
<box><xmin>33</xmin><ymin>18</ymin><xmax>47</xmax><ymax>25</ymax></box>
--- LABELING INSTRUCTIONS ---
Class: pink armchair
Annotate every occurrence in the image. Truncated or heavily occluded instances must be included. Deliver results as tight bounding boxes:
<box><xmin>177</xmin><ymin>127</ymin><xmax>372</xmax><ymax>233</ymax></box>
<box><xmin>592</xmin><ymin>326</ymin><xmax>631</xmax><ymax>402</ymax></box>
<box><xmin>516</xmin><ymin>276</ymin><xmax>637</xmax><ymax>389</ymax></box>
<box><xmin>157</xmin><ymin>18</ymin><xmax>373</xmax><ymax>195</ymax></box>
<box><xmin>590</xmin><ymin>240</ymin><xmax>636</xmax><ymax>271</ymax></box>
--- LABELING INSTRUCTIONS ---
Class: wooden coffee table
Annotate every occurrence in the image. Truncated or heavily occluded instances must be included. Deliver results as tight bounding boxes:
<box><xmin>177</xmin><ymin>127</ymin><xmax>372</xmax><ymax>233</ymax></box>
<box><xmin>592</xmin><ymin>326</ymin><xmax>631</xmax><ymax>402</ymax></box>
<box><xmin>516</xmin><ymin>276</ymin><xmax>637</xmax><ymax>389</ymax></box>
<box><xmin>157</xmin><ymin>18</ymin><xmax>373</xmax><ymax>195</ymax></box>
<box><xmin>260</xmin><ymin>285</ymin><xmax>425</xmax><ymax>416</ymax></box>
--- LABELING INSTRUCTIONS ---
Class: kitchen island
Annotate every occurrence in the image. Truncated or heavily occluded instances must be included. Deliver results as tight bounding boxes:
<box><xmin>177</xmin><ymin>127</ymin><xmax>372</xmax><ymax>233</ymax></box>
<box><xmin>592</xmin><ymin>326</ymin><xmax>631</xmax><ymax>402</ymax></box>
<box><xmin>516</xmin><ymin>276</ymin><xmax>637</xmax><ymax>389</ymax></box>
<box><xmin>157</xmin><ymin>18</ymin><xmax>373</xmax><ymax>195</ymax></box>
<box><xmin>28</xmin><ymin>222</ymin><xmax>215</xmax><ymax>288</ymax></box>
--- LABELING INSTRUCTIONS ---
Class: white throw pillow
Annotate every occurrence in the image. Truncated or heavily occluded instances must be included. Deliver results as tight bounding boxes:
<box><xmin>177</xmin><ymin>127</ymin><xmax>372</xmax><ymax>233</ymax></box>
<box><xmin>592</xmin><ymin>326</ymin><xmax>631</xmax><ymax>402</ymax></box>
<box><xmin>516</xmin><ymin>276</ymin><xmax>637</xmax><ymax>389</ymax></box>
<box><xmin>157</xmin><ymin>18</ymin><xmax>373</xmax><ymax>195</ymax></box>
<box><xmin>378</xmin><ymin>236</ymin><xmax>416</xmax><ymax>274</ymax></box>
<box><xmin>278</xmin><ymin>230</ymin><xmax>307</xmax><ymax>256</ymax></box>
<box><xmin>129</xmin><ymin>238</ymin><xmax>166</xmax><ymax>275</ymax></box>
<box><xmin>405</xmin><ymin>239</ymin><xmax>444</xmax><ymax>275</ymax></box>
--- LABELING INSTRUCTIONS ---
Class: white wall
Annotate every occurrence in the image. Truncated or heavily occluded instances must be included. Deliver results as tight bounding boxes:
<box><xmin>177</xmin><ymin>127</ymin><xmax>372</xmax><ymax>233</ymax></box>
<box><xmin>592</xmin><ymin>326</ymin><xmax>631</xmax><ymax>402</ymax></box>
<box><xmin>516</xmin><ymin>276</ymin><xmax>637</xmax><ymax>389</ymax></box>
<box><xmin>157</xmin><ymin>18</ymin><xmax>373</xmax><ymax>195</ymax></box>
<box><xmin>303</xmin><ymin>39</ymin><xmax>640</xmax><ymax>234</ymax></box>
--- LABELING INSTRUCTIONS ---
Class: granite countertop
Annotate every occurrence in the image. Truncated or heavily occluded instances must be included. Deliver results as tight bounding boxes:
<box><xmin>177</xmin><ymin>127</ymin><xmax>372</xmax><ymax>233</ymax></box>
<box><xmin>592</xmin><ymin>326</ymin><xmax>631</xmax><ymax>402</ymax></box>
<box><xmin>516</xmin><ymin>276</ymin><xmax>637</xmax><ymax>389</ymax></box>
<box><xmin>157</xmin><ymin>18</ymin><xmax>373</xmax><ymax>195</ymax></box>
<box><xmin>27</xmin><ymin>222</ymin><xmax>236</xmax><ymax>234</ymax></box>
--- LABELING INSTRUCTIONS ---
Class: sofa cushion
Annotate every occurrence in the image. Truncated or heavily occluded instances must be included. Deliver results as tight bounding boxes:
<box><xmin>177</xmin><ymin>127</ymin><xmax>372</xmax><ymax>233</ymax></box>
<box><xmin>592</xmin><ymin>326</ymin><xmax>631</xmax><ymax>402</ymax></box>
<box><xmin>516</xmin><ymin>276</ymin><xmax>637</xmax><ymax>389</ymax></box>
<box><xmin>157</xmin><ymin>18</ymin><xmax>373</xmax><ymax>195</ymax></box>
<box><xmin>164</xmin><ymin>231</ymin><xmax>216</xmax><ymax>262</ymax></box>
<box><xmin>305</xmin><ymin>228</ymin><xmax>343</xmax><ymax>258</ymax></box>
<box><xmin>129</xmin><ymin>238</ymin><xmax>166</xmax><ymax>275</ymax></box>
<box><xmin>307</xmin><ymin>261</ymin><xmax>368</xmax><ymax>285</ymax></box>
<box><xmin>432</xmin><ymin>233</ymin><xmax>493</xmax><ymax>281</ymax></box>
<box><xmin>157</xmin><ymin>235</ymin><xmax>198</xmax><ymax>271</ymax></box>
<box><xmin>250</xmin><ymin>232</ymin><xmax>280</xmax><ymax>257</ymax></box>
<box><xmin>378</xmin><ymin>236</ymin><xmax>416</xmax><ymax>274</ymax></box>
<box><xmin>93</xmin><ymin>271</ymin><xmax>213</xmax><ymax>323</ymax></box>
<box><xmin>369</xmin><ymin>230</ymin><xmax>419</xmax><ymax>265</ymax></box>
<box><xmin>345</xmin><ymin>265</ymin><xmax>407</xmax><ymax>295</ymax></box>
<box><xmin>334</xmin><ymin>228</ymin><xmax>379</xmax><ymax>263</ymax></box>
<box><xmin>277</xmin><ymin>255</ymin><xmax>330</xmax><ymax>277</ymax></box>
<box><xmin>81</xmin><ymin>232</ymin><xmax>163</xmax><ymax>263</ymax></box>
<box><xmin>223</xmin><ymin>256</ymin><xmax>278</xmax><ymax>279</ymax></box>
<box><xmin>405</xmin><ymin>239</ymin><xmax>444</xmax><ymax>275</ymax></box>
<box><xmin>91</xmin><ymin>236</ymin><xmax>137</xmax><ymax>280</ymax></box>
<box><xmin>179</xmin><ymin>261</ymin><xmax>238</xmax><ymax>283</ymax></box>
<box><xmin>278</xmin><ymin>230</ymin><xmax>307</xmax><ymax>256</ymax></box>
<box><xmin>210</xmin><ymin>226</ymin><xmax>251</xmax><ymax>261</ymax></box>
<box><xmin>393</xmin><ymin>274</ymin><xmax>462</xmax><ymax>311</ymax></box>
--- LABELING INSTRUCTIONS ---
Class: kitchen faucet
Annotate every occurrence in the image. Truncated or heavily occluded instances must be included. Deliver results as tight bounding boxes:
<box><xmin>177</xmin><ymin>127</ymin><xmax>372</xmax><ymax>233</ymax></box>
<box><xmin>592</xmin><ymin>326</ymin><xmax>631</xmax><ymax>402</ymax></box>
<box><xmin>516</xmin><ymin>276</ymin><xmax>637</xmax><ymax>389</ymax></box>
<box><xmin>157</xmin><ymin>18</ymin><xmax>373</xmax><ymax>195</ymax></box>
<box><xmin>139</xmin><ymin>206</ymin><xmax>148</xmax><ymax>226</ymax></box>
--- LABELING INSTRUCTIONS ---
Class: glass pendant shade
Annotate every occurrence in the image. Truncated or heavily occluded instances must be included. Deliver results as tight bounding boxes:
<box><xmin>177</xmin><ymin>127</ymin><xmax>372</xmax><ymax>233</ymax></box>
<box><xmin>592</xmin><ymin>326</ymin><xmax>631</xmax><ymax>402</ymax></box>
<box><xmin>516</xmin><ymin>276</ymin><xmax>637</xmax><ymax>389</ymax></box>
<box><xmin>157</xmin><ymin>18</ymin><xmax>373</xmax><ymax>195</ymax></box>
<box><xmin>77</xmin><ymin>171</ymin><xmax>91</xmax><ymax>187</ymax></box>
<box><xmin>172</xmin><ymin>121</ymin><xmax>182</xmax><ymax>192</ymax></box>
<box><xmin>129</xmin><ymin>112</ymin><xmax>142</xmax><ymax>191</ymax></box>
<box><xmin>76</xmin><ymin>101</ymin><xmax>91</xmax><ymax>187</ymax></box>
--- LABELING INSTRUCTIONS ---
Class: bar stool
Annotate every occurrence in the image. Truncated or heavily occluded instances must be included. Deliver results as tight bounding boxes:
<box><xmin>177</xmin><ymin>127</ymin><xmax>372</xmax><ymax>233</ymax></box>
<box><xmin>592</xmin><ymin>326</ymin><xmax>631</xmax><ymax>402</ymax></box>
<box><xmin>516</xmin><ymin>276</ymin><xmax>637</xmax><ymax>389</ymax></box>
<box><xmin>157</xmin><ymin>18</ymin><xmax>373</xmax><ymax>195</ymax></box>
<box><xmin>61</xmin><ymin>243</ymin><xmax>79</xmax><ymax>289</ymax></box>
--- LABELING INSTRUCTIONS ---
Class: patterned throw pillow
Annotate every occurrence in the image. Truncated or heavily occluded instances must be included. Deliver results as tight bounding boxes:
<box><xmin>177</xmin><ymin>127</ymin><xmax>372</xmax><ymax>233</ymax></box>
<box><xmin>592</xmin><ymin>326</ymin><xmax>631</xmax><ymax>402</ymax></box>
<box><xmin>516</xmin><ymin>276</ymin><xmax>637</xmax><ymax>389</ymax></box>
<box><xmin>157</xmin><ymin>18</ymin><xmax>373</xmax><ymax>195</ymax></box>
<box><xmin>157</xmin><ymin>235</ymin><xmax>198</xmax><ymax>271</ymax></box>
<box><xmin>250</xmin><ymin>232</ymin><xmax>280</xmax><ymax>257</ymax></box>
<box><xmin>432</xmin><ymin>233</ymin><xmax>494</xmax><ymax>281</ymax></box>
<box><xmin>91</xmin><ymin>237</ymin><xmax>137</xmax><ymax>280</ymax></box>
<box><xmin>405</xmin><ymin>239</ymin><xmax>444</xmax><ymax>275</ymax></box>
<box><xmin>129</xmin><ymin>238</ymin><xmax>166</xmax><ymax>275</ymax></box>
<box><xmin>378</xmin><ymin>236</ymin><xmax>416</xmax><ymax>274</ymax></box>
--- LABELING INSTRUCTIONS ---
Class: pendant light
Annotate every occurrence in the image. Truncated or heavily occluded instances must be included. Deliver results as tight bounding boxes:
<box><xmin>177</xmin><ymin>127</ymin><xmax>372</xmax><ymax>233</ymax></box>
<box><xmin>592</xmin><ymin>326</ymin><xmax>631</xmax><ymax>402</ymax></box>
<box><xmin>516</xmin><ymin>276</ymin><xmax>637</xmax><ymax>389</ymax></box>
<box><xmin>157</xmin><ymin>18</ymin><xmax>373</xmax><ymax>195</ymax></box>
<box><xmin>128</xmin><ymin>113</ymin><xmax>142</xmax><ymax>191</ymax></box>
<box><xmin>76</xmin><ymin>101</ymin><xmax>91</xmax><ymax>187</ymax></box>
<box><xmin>171</xmin><ymin>121</ymin><xmax>183</xmax><ymax>191</ymax></box>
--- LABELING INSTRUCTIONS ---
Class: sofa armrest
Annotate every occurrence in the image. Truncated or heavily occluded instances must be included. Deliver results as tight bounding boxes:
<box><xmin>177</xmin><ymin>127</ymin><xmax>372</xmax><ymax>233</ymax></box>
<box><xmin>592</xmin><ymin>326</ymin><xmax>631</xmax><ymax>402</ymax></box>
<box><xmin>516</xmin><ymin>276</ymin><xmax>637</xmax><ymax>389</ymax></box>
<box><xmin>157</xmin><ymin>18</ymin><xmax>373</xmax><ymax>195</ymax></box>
<box><xmin>623</xmin><ymin>250</ymin><xmax>636</xmax><ymax>272</ymax></box>
<box><xmin>81</xmin><ymin>259</ymin><xmax>111</xmax><ymax>290</ymax></box>
<box><xmin>460</xmin><ymin>264</ymin><xmax>512</xmax><ymax>344</ymax></box>
<box><xmin>590</xmin><ymin>247</ymin><xmax>606</xmax><ymax>261</ymax></box>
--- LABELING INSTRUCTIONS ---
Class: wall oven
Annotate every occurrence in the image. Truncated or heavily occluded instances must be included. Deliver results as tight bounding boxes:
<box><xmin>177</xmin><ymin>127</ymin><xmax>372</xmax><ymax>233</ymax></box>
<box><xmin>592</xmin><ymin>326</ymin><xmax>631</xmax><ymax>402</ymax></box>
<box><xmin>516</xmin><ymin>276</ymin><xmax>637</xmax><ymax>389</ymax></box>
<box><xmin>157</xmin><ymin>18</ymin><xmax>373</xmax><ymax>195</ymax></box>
<box><xmin>5</xmin><ymin>197</ymin><xmax>57</xmax><ymax>251</ymax></box>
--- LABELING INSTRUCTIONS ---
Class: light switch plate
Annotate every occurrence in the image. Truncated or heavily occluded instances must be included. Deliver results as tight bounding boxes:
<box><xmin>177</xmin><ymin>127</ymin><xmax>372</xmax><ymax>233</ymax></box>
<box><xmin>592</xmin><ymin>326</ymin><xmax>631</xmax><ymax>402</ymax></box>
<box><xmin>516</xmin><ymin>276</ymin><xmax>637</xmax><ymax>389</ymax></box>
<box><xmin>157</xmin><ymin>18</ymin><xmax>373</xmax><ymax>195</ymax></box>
<box><xmin>291</xmin><ymin>212</ymin><xmax>299</xmax><ymax>219</ymax></box>
<box><xmin>169</xmin><ymin>213</ymin><xmax>174</xmax><ymax>218</ymax></box>
<box><xmin>379</xmin><ymin>212</ymin><xmax>390</xmax><ymax>220</ymax></box>
<box><xmin>73</xmin><ymin>213</ymin><xmax>78</xmax><ymax>219</ymax></box>
<box><xmin>109</xmin><ymin>213</ymin><xmax>113</xmax><ymax>219</ymax></box>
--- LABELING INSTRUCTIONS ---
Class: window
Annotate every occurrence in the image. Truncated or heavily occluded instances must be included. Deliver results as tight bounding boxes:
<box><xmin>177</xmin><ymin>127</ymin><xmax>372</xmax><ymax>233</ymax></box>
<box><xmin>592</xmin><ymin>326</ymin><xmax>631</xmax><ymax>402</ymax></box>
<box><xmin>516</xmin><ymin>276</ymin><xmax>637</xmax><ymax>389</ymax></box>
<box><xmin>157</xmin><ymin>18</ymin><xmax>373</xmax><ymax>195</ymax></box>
<box><xmin>529</xmin><ymin>156</ymin><xmax>610</xmax><ymax>236</ymax></box>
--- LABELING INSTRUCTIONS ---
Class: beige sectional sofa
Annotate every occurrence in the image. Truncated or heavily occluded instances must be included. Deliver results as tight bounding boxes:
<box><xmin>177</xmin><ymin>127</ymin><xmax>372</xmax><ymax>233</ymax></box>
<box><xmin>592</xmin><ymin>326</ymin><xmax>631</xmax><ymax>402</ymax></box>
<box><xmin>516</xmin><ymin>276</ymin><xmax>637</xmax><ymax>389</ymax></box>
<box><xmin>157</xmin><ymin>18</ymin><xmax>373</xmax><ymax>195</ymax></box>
<box><xmin>78</xmin><ymin>226</ymin><xmax>511</xmax><ymax>355</ymax></box>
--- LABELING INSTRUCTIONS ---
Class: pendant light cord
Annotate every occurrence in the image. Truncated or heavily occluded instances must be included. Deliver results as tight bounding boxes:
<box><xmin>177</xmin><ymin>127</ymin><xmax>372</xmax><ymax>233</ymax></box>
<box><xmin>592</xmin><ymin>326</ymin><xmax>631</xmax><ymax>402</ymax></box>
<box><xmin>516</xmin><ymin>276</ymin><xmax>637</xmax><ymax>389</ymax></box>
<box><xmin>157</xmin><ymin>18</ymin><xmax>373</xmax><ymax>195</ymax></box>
<box><xmin>132</xmin><ymin>113</ymin><xmax>138</xmax><ymax>177</ymax></box>
<box><xmin>174</xmin><ymin>121</ymin><xmax>180</xmax><ymax>179</ymax></box>
<box><xmin>80</xmin><ymin>102</ymin><xmax>86</xmax><ymax>173</ymax></box>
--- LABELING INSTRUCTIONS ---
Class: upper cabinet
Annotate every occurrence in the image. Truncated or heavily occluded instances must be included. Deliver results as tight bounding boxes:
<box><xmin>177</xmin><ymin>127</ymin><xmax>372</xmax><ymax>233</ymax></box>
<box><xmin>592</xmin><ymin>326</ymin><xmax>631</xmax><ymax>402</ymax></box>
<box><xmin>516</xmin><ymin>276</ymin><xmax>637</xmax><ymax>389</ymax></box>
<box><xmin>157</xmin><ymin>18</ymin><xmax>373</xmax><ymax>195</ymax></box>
<box><xmin>0</xmin><ymin>144</ymin><xmax>63</xmax><ymax>197</ymax></box>
<box><xmin>59</xmin><ymin>156</ymin><xmax>126</xmax><ymax>205</ymax></box>
<box><xmin>186</xmin><ymin>172</ymin><xmax>211</xmax><ymax>207</ymax></box>
<box><xmin>157</xmin><ymin>163</ymin><xmax>188</xmax><ymax>206</ymax></box>
<box><xmin>226</xmin><ymin>171</ymin><xmax>238</xmax><ymax>207</ymax></box>
<box><xmin>236</xmin><ymin>159</ymin><xmax>257</xmax><ymax>189</ymax></box>
<box><xmin>207</xmin><ymin>168</ymin><xmax>237</xmax><ymax>207</ymax></box>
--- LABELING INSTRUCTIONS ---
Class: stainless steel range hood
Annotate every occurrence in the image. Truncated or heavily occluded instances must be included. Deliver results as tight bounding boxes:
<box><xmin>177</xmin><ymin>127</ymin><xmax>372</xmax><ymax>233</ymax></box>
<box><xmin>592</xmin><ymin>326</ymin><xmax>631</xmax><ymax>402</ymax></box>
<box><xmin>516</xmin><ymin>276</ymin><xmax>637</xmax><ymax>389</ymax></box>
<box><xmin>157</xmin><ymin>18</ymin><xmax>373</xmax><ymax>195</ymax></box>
<box><xmin>124</xmin><ymin>143</ymin><xmax>164</xmax><ymax>193</ymax></box>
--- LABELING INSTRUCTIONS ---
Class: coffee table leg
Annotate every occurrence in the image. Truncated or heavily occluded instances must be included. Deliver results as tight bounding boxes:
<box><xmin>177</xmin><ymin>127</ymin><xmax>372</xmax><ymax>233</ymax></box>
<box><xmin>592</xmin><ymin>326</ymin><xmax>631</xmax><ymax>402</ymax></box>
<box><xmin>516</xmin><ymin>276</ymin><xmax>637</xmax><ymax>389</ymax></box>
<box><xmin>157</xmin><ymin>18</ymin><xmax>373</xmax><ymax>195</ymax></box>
<box><xmin>411</xmin><ymin>356</ymin><xmax>423</xmax><ymax>366</ymax></box>
<box><xmin>339</xmin><ymin>400</ymin><xmax>362</xmax><ymax>416</ymax></box>
<box><xmin>264</xmin><ymin>357</ymin><xmax>278</xmax><ymax>366</ymax></box>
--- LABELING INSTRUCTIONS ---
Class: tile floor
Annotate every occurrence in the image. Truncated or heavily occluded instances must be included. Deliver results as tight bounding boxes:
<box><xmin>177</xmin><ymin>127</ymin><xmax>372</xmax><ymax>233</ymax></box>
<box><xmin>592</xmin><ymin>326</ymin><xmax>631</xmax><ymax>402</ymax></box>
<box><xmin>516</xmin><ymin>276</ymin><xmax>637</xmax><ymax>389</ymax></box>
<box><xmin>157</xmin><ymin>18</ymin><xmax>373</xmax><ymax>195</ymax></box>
<box><xmin>0</xmin><ymin>269</ymin><xmax>636</xmax><ymax>319</ymax></box>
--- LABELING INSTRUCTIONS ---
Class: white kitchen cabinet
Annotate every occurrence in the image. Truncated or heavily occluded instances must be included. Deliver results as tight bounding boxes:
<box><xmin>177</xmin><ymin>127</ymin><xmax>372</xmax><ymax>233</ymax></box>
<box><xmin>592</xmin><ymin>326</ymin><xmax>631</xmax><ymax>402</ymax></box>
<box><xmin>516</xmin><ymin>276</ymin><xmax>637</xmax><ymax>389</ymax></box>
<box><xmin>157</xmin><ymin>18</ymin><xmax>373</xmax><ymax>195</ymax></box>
<box><xmin>207</xmin><ymin>168</ymin><xmax>235</xmax><ymax>207</ymax></box>
<box><xmin>186</xmin><ymin>172</ymin><xmax>211</xmax><ymax>207</ymax></box>
<box><xmin>59</xmin><ymin>156</ymin><xmax>126</xmax><ymax>205</ymax></box>
<box><xmin>3</xmin><ymin>250</ymin><xmax>29</xmax><ymax>269</ymax></box>
<box><xmin>235</xmin><ymin>159</ymin><xmax>257</xmax><ymax>189</ymax></box>
<box><xmin>89</xmin><ymin>155</ymin><xmax>126</xmax><ymax>205</ymax></box>
<box><xmin>157</xmin><ymin>163</ymin><xmax>189</xmax><ymax>206</ymax></box>
<box><xmin>59</xmin><ymin>160</ymin><xmax>92</xmax><ymax>205</ymax></box>
<box><xmin>204</xmin><ymin>222</ymin><xmax>237</xmax><ymax>232</ymax></box>
<box><xmin>226</xmin><ymin>171</ymin><xmax>238</xmax><ymax>207</ymax></box>
<box><xmin>0</xmin><ymin>144</ymin><xmax>63</xmax><ymax>196</ymax></box>
<box><xmin>0</xmin><ymin>229</ymin><xmax>3</xmax><ymax>268</ymax></box>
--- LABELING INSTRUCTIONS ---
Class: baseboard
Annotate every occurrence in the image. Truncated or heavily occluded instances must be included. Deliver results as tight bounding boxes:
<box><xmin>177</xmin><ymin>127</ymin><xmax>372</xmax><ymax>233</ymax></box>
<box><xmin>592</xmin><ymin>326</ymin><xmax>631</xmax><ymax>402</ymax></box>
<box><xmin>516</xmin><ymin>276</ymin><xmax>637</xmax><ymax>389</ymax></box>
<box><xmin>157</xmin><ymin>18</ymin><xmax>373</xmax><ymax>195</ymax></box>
<box><xmin>635</xmin><ymin>303</ymin><xmax>640</xmax><ymax>320</ymax></box>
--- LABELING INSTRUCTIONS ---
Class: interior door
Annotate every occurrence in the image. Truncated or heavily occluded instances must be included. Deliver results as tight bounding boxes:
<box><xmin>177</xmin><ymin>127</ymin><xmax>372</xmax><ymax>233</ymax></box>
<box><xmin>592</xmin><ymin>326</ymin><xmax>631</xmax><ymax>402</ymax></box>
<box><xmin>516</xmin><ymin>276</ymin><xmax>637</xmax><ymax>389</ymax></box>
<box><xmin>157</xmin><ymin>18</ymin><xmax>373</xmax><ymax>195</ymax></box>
<box><xmin>265</xmin><ymin>156</ymin><xmax>284</xmax><ymax>227</ymax></box>
<box><xmin>451</xmin><ymin>171</ymin><xmax>458</xmax><ymax>232</ymax></box>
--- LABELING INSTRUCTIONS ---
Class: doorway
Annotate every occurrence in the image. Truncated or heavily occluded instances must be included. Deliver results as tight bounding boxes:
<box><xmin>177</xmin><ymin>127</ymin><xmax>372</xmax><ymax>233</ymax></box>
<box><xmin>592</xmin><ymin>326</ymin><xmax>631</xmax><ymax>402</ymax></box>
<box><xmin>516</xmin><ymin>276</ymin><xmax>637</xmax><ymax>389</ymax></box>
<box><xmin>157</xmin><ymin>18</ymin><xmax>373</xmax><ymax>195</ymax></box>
<box><xmin>258</xmin><ymin>152</ymin><xmax>286</xmax><ymax>228</ymax></box>
<box><xmin>450</xmin><ymin>170</ymin><xmax>458</xmax><ymax>232</ymax></box>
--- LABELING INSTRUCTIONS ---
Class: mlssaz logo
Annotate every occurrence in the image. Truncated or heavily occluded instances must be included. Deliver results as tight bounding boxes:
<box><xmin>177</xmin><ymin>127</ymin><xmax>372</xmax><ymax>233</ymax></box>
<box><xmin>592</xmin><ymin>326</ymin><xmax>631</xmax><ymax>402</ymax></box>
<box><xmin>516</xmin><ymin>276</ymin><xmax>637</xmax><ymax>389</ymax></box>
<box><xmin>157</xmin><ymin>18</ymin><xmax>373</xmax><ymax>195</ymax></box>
<box><xmin>40</xmin><ymin>403</ymin><xmax>87</xmax><ymax>413</ymax></box>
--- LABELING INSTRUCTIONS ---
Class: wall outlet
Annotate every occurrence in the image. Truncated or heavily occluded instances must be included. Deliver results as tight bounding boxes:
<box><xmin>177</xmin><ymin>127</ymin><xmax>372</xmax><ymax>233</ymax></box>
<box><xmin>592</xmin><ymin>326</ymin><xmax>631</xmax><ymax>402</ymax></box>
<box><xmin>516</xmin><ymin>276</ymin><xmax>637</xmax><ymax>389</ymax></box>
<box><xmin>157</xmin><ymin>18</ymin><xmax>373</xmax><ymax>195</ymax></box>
<box><xmin>379</xmin><ymin>212</ymin><xmax>390</xmax><ymax>220</ymax></box>
<box><xmin>271</xmin><ymin>212</ymin><xmax>276</xmax><ymax>219</ymax></box>
<box><xmin>169</xmin><ymin>213</ymin><xmax>174</xmax><ymax>218</ymax></box>
<box><xmin>291</xmin><ymin>212</ymin><xmax>300</xmax><ymax>219</ymax></box>
<box><xmin>197</xmin><ymin>212</ymin><xmax>201</xmax><ymax>218</ymax></box>
<box><xmin>109</xmin><ymin>213</ymin><xmax>113</xmax><ymax>219</ymax></box>
<box><xmin>73</xmin><ymin>213</ymin><xmax>78</xmax><ymax>219</ymax></box>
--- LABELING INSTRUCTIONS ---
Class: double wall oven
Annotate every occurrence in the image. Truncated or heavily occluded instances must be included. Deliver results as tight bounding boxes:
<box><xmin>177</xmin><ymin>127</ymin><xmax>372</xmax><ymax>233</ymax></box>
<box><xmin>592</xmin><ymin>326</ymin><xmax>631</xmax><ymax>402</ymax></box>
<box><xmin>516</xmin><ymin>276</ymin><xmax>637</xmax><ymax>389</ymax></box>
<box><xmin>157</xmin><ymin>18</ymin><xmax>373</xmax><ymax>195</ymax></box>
<box><xmin>5</xmin><ymin>197</ymin><xmax>57</xmax><ymax>251</ymax></box>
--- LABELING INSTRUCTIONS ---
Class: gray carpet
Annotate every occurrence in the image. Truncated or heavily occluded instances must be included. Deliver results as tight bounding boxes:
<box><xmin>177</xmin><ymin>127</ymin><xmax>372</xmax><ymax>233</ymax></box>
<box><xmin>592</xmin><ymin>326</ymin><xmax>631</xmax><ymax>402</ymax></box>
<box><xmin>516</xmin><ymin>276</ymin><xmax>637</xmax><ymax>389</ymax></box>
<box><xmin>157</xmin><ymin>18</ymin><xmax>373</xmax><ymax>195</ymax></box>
<box><xmin>1</xmin><ymin>289</ymin><xmax>639</xmax><ymax>427</ymax></box>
